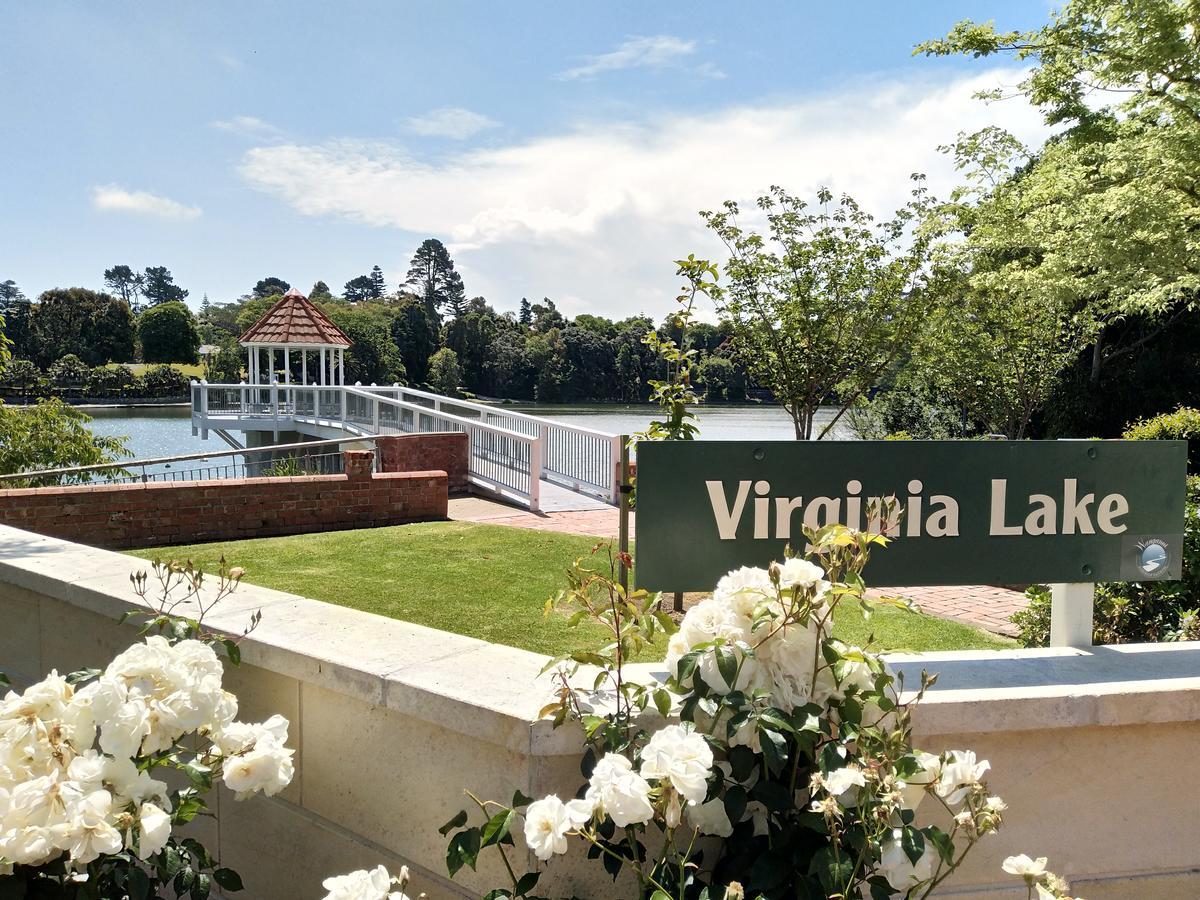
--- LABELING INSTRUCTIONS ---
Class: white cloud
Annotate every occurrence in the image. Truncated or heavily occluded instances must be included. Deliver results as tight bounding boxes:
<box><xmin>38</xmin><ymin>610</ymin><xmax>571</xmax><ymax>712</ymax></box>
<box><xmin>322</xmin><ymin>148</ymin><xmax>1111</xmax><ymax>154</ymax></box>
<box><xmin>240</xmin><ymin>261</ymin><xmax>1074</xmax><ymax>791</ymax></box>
<box><xmin>90</xmin><ymin>185</ymin><xmax>202</xmax><ymax>221</ymax></box>
<box><xmin>211</xmin><ymin>115</ymin><xmax>284</xmax><ymax>140</ymax></box>
<box><xmin>404</xmin><ymin>107</ymin><xmax>499</xmax><ymax>139</ymax></box>
<box><xmin>559</xmin><ymin>35</ymin><xmax>698</xmax><ymax>80</ymax></box>
<box><xmin>238</xmin><ymin>69</ymin><xmax>1049</xmax><ymax>318</ymax></box>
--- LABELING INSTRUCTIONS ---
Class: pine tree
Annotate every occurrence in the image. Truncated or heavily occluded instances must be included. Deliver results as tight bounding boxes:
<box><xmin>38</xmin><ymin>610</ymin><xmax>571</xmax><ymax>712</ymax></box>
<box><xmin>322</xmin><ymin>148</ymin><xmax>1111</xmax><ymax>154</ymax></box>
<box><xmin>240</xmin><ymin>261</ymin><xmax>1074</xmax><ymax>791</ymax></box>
<box><xmin>369</xmin><ymin>266</ymin><xmax>387</xmax><ymax>299</ymax></box>
<box><xmin>141</xmin><ymin>266</ymin><xmax>188</xmax><ymax>306</ymax></box>
<box><xmin>103</xmin><ymin>265</ymin><xmax>144</xmax><ymax>309</ymax></box>
<box><xmin>310</xmin><ymin>280</ymin><xmax>332</xmax><ymax>300</ymax></box>
<box><xmin>404</xmin><ymin>238</ymin><xmax>466</xmax><ymax>328</ymax></box>
<box><xmin>519</xmin><ymin>297</ymin><xmax>532</xmax><ymax>328</ymax></box>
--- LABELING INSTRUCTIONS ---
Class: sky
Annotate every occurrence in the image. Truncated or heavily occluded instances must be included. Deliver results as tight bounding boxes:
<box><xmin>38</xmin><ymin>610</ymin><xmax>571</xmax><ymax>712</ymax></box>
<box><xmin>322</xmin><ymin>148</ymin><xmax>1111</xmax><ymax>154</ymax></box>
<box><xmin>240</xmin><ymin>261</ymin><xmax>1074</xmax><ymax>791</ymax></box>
<box><xmin>0</xmin><ymin>1</ymin><xmax>1056</xmax><ymax>321</ymax></box>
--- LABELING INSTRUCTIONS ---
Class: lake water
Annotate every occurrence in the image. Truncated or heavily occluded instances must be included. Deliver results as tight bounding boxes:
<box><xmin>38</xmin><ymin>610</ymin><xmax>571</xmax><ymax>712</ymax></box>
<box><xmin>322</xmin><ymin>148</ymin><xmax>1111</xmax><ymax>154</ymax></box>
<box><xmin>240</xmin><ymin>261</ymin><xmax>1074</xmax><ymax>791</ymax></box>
<box><xmin>83</xmin><ymin>402</ymin><xmax>852</xmax><ymax>462</ymax></box>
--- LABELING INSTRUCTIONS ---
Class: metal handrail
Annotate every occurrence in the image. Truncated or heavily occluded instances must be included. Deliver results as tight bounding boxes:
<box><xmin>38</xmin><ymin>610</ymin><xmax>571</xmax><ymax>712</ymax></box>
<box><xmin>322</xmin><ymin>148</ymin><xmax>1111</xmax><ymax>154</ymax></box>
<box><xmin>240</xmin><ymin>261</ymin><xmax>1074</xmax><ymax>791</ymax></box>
<box><xmin>0</xmin><ymin>435</ymin><xmax>380</xmax><ymax>483</ymax></box>
<box><xmin>360</xmin><ymin>383</ymin><xmax>621</xmax><ymax>439</ymax></box>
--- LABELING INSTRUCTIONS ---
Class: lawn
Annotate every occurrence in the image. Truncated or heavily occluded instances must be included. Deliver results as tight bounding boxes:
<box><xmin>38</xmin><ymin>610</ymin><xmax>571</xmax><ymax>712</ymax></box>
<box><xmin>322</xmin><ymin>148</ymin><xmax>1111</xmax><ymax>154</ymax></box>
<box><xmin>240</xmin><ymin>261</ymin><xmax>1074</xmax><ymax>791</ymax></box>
<box><xmin>105</xmin><ymin>362</ymin><xmax>205</xmax><ymax>379</ymax></box>
<box><xmin>127</xmin><ymin>522</ymin><xmax>1015</xmax><ymax>658</ymax></box>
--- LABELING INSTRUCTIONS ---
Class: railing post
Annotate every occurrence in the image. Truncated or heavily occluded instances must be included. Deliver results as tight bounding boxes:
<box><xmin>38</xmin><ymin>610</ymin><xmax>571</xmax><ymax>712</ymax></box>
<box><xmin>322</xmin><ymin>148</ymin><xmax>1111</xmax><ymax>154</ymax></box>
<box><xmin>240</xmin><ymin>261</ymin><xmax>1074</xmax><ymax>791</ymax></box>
<box><xmin>270</xmin><ymin>378</ymin><xmax>278</xmax><ymax>421</ymax></box>
<box><xmin>340</xmin><ymin>385</ymin><xmax>348</xmax><ymax>424</ymax></box>
<box><xmin>609</xmin><ymin>435</ymin><xmax>623</xmax><ymax>505</ymax></box>
<box><xmin>239</xmin><ymin>380</ymin><xmax>247</xmax><ymax>414</ymax></box>
<box><xmin>538</xmin><ymin>424</ymin><xmax>549</xmax><ymax>478</ymax></box>
<box><xmin>372</xmin><ymin>395</ymin><xmax>380</xmax><ymax>433</ymax></box>
<box><xmin>198</xmin><ymin>379</ymin><xmax>209</xmax><ymax>440</ymax></box>
<box><xmin>1049</xmin><ymin>583</ymin><xmax>1095</xmax><ymax>647</ymax></box>
<box><xmin>529</xmin><ymin>433</ymin><xmax>543</xmax><ymax>513</ymax></box>
<box><xmin>618</xmin><ymin>435</ymin><xmax>631</xmax><ymax>593</ymax></box>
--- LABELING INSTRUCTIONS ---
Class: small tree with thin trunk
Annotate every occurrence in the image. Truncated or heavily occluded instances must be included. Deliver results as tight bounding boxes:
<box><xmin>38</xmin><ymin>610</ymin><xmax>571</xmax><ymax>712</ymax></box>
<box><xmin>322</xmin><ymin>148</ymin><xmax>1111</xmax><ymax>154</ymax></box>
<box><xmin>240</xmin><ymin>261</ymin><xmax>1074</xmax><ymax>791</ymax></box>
<box><xmin>700</xmin><ymin>180</ymin><xmax>937</xmax><ymax>439</ymax></box>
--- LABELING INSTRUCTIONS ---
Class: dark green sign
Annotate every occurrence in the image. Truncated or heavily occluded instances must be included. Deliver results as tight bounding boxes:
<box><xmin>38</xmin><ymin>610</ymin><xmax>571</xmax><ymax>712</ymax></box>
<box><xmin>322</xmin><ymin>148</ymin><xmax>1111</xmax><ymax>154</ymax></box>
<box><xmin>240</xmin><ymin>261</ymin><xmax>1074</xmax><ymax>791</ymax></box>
<box><xmin>635</xmin><ymin>440</ymin><xmax>1187</xmax><ymax>590</ymax></box>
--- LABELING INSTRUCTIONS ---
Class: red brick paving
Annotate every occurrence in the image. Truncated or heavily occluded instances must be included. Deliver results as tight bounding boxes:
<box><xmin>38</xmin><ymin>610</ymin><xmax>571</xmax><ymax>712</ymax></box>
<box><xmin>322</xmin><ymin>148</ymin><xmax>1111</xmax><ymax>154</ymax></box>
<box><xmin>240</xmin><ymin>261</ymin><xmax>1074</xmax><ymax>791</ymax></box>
<box><xmin>448</xmin><ymin>498</ymin><xmax>1025</xmax><ymax>637</ymax></box>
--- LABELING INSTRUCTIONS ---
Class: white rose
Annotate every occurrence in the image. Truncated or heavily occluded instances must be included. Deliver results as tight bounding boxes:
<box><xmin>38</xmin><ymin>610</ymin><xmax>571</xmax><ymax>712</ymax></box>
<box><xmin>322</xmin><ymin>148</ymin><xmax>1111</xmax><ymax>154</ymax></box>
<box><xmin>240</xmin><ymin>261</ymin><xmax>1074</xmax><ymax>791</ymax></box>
<box><xmin>639</xmin><ymin>724</ymin><xmax>713</xmax><ymax>805</ymax></box>
<box><xmin>897</xmin><ymin>751</ymin><xmax>941</xmax><ymax>811</ymax></box>
<box><xmin>936</xmin><ymin>750</ymin><xmax>990</xmax><ymax>806</ymax></box>
<box><xmin>775</xmin><ymin>558</ymin><xmax>825</xmax><ymax>591</ymax></box>
<box><xmin>523</xmin><ymin>794</ymin><xmax>593</xmax><ymax>860</ymax></box>
<box><xmin>136</xmin><ymin>802</ymin><xmax>172</xmax><ymax>859</ymax></box>
<box><xmin>52</xmin><ymin>789</ymin><xmax>123</xmax><ymax>865</ymax></box>
<box><xmin>321</xmin><ymin>864</ymin><xmax>411</xmax><ymax>900</ymax></box>
<box><xmin>585</xmin><ymin>753</ymin><xmax>654</xmax><ymax>828</ymax></box>
<box><xmin>101</xmin><ymin>756</ymin><xmax>170</xmax><ymax>809</ymax></box>
<box><xmin>1002</xmin><ymin>854</ymin><xmax>1049</xmax><ymax>879</ymax></box>
<box><xmin>821</xmin><ymin>765</ymin><xmax>866</xmax><ymax>805</ymax></box>
<box><xmin>713</xmin><ymin>566</ymin><xmax>775</xmax><ymax>616</ymax></box>
<box><xmin>878</xmin><ymin>832</ymin><xmax>934</xmax><ymax>891</ymax></box>
<box><xmin>686</xmin><ymin>797</ymin><xmax>733</xmax><ymax>837</ymax></box>
<box><xmin>221</xmin><ymin>737</ymin><xmax>295</xmax><ymax>799</ymax></box>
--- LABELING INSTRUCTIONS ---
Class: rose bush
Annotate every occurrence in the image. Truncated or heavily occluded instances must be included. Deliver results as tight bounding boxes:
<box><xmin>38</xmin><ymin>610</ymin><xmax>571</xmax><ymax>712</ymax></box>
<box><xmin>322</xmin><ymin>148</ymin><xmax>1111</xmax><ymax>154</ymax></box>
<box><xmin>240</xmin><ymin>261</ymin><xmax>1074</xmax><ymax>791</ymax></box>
<box><xmin>0</xmin><ymin>559</ymin><xmax>293</xmax><ymax>898</ymax></box>
<box><xmin>444</xmin><ymin>529</ymin><xmax>1083</xmax><ymax>899</ymax></box>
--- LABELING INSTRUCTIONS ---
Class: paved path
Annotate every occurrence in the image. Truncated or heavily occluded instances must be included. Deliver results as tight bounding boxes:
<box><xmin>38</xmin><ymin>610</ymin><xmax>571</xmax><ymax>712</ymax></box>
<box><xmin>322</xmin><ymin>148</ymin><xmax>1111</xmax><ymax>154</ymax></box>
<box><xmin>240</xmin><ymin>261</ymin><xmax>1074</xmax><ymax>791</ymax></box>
<box><xmin>448</xmin><ymin>495</ymin><xmax>1024</xmax><ymax>637</ymax></box>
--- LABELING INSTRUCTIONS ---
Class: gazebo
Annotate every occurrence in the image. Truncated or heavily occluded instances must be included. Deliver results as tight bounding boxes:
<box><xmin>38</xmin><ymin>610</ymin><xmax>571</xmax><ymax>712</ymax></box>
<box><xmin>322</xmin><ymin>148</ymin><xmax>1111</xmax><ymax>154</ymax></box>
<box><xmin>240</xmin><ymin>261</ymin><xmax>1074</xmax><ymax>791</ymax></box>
<box><xmin>238</xmin><ymin>288</ymin><xmax>352</xmax><ymax>386</ymax></box>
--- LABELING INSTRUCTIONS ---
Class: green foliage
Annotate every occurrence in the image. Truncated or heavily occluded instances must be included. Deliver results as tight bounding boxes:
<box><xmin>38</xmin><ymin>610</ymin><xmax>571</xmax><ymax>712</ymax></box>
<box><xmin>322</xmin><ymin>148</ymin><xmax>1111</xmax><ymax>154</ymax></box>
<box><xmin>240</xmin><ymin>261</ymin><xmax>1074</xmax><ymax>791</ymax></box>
<box><xmin>139</xmin><ymin>302</ymin><xmax>201</xmax><ymax>364</ymax></box>
<box><xmin>2</xmin><ymin>357</ymin><xmax>40</xmax><ymax>390</ymax></box>
<box><xmin>252</xmin><ymin>276</ymin><xmax>290</xmax><ymax>298</ymax></box>
<box><xmin>635</xmin><ymin>256</ymin><xmax>712</xmax><ymax>443</ymax></box>
<box><xmin>141</xmin><ymin>265</ymin><xmax>188</xmax><ymax>306</ymax></box>
<box><xmin>1123</xmin><ymin>406</ymin><xmax>1200</xmax><ymax>473</ymax></box>
<box><xmin>428</xmin><ymin>347</ymin><xmax>463</xmax><ymax>397</ymax></box>
<box><xmin>324</xmin><ymin>305</ymin><xmax>406</xmax><ymax>384</ymax></box>
<box><xmin>47</xmin><ymin>353</ymin><xmax>90</xmax><ymax>385</ymax></box>
<box><xmin>696</xmin><ymin>354</ymin><xmax>745</xmax><ymax>403</ymax></box>
<box><xmin>702</xmin><ymin>181</ymin><xmax>939</xmax><ymax>439</ymax></box>
<box><xmin>139</xmin><ymin>364</ymin><xmax>192</xmax><ymax>398</ymax></box>
<box><xmin>918</xmin><ymin>0</ymin><xmax>1200</xmax><ymax>436</ymax></box>
<box><xmin>204</xmin><ymin>337</ymin><xmax>244</xmax><ymax>383</ymax></box>
<box><xmin>0</xmin><ymin>398</ymin><xmax>129</xmax><ymax>485</ymax></box>
<box><xmin>1013</xmin><ymin>476</ymin><xmax>1200</xmax><ymax>646</ymax></box>
<box><xmin>405</xmin><ymin>238</ymin><xmax>465</xmax><ymax>325</ymax></box>
<box><xmin>28</xmin><ymin>287</ymin><xmax>136</xmax><ymax>367</ymax></box>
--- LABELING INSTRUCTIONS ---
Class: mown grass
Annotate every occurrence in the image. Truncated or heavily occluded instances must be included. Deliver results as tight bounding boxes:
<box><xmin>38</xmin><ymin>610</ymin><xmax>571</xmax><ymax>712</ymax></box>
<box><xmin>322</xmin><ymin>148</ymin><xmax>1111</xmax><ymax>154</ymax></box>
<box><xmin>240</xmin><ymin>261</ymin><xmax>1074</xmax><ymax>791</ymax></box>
<box><xmin>127</xmin><ymin>521</ymin><xmax>1015</xmax><ymax>658</ymax></box>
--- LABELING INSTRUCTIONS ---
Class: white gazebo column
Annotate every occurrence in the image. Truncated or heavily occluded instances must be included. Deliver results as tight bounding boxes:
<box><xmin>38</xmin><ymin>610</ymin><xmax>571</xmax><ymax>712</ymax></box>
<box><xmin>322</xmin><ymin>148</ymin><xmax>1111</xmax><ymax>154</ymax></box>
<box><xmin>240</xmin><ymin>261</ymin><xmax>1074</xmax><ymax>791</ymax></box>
<box><xmin>339</xmin><ymin>348</ymin><xmax>345</xmax><ymax>386</ymax></box>
<box><xmin>302</xmin><ymin>350</ymin><xmax>308</xmax><ymax>386</ymax></box>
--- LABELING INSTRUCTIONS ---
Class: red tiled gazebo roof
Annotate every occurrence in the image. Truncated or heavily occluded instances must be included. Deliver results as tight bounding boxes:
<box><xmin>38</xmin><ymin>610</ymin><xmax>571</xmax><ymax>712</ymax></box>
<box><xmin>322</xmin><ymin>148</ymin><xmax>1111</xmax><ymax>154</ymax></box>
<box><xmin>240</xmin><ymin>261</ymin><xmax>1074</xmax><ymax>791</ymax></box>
<box><xmin>238</xmin><ymin>289</ymin><xmax>352</xmax><ymax>348</ymax></box>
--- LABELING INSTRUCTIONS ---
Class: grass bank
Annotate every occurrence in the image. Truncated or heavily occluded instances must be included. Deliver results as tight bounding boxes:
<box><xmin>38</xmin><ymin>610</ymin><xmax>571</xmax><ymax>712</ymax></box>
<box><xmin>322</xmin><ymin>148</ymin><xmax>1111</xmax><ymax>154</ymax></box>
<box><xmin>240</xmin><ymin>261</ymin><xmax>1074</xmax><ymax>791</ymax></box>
<box><xmin>127</xmin><ymin>521</ymin><xmax>1015</xmax><ymax>658</ymax></box>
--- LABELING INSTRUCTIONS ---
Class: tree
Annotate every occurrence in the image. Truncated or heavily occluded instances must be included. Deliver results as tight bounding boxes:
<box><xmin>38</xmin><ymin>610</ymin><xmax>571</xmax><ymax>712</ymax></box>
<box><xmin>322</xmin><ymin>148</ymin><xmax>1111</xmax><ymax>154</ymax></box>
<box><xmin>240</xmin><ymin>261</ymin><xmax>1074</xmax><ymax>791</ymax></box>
<box><xmin>369</xmin><ymin>265</ymin><xmax>387</xmax><ymax>299</ymax></box>
<box><xmin>204</xmin><ymin>336</ymin><xmax>244</xmax><ymax>383</ymax></box>
<box><xmin>0</xmin><ymin>280</ymin><xmax>30</xmax><ymax>361</ymax></box>
<box><xmin>404</xmin><ymin>238</ymin><xmax>466</xmax><ymax>327</ymax></box>
<box><xmin>103</xmin><ymin>265</ymin><xmax>144</xmax><ymax>308</ymax></box>
<box><xmin>325</xmin><ymin>307</ymin><xmax>406</xmax><ymax>384</ymax></box>
<box><xmin>310</xmin><ymin>280</ymin><xmax>333</xmax><ymax>300</ymax></box>
<box><xmin>427</xmin><ymin>347</ymin><xmax>463</xmax><ymax>397</ymax></box>
<box><xmin>29</xmin><ymin>288</ymin><xmax>135</xmax><ymax>367</ymax></box>
<box><xmin>47</xmin><ymin>354</ymin><xmax>90</xmax><ymax>386</ymax></box>
<box><xmin>0</xmin><ymin>399</ymin><xmax>129</xmax><ymax>486</ymax></box>
<box><xmin>697</xmin><ymin>355</ymin><xmax>745</xmax><ymax>402</ymax></box>
<box><xmin>253</xmin><ymin>277</ymin><xmax>290</xmax><ymax>298</ymax></box>
<box><xmin>529</xmin><ymin>298</ymin><xmax>566</xmax><ymax>333</ymax></box>
<box><xmin>701</xmin><ymin>181</ymin><xmax>938</xmax><ymax>439</ymax></box>
<box><xmin>343</xmin><ymin>275</ymin><xmax>376</xmax><ymax>303</ymax></box>
<box><xmin>138</xmin><ymin>302</ymin><xmax>201</xmax><ymax>363</ymax></box>
<box><xmin>390</xmin><ymin>297</ymin><xmax>436</xmax><ymax>384</ymax></box>
<box><xmin>518</xmin><ymin>298</ymin><xmax>533</xmax><ymax>328</ymax></box>
<box><xmin>920</xmin><ymin>0</ymin><xmax>1200</xmax><ymax>427</ymax></box>
<box><xmin>141</xmin><ymin>266</ymin><xmax>188</xmax><ymax>306</ymax></box>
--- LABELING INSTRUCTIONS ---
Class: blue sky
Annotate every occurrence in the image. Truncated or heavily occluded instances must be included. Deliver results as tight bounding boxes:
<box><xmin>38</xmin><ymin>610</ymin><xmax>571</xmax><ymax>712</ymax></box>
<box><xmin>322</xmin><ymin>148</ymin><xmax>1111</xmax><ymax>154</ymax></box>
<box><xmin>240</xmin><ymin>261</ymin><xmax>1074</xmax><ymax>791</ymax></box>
<box><xmin>1</xmin><ymin>1</ymin><xmax>1053</xmax><ymax>319</ymax></box>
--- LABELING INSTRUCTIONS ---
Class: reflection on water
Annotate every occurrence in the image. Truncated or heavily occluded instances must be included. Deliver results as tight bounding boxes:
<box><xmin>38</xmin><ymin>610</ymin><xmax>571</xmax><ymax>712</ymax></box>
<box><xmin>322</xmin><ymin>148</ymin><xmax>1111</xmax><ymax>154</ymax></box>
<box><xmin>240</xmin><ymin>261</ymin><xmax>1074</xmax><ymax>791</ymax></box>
<box><xmin>83</xmin><ymin>401</ymin><xmax>854</xmax><ymax>462</ymax></box>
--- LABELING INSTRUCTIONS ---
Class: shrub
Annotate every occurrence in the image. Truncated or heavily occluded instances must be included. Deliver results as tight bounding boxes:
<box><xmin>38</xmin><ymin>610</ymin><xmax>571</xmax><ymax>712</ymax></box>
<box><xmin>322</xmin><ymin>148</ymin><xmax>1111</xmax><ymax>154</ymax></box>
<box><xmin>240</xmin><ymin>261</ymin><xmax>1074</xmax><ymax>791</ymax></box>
<box><xmin>86</xmin><ymin>364</ymin><xmax>138</xmax><ymax>398</ymax></box>
<box><xmin>1012</xmin><ymin>476</ymin><xmax>1200</xmax><ymax>645</ymax></box>
<box><xmin>138</xmin><ymin>301</ymin><xmax>201</xmax><ymax>364</ymax></box>
<box><xmin>0</xmin><ymin>358</ymin><xmax>42</xmax><ymax>393</ymax></box>
<box><xmin>428</xmin><ymin>347</ymin><xmax>463</xmax><ymax>397</ymax></box>
<box><xmin>1123</xmin><ymin>406</ymin><xmax>1200</xmax><ymax>473</ymax></box>
<box><xmin>446</xmin><ymin>534</ymin><xmax>1075</xmax><ymax>900</ymax></box>
<box><xmin>47</xmin><ymin>354</ymin><xmax>90</xmax><ymax>386</ymax></box>
<box><xmin>139</xmin><ymin>364</ymin><xmax>191</xmax><ymax>398</ymax></box>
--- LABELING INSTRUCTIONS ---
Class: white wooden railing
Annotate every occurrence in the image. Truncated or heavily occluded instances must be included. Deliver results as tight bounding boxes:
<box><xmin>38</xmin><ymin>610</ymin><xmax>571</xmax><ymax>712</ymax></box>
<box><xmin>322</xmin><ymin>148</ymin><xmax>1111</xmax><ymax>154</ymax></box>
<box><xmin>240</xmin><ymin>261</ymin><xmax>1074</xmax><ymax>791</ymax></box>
<box><xmin>193</xmin><ymin>381</ymin><xmax>621</xmax><ymax>512</ymax></box>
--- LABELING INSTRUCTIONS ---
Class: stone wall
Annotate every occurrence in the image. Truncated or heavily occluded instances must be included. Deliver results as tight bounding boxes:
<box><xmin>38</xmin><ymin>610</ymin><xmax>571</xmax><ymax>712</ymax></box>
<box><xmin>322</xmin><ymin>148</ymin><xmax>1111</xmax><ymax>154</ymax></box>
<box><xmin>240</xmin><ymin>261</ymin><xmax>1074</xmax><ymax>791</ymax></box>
<box><xmin>0</xmin><ymin>450</ymin><xmax>446</xmax><ymax>550</ymax></box>
<box><xmin>375</xmin><ymin>432</ymin><xmax>469</xmax><ymax>493</ymax></box>
<box><xmin>0</xmin><ymin>526</ymin><xmax>1197</xmax><ymax>899</ymax></box>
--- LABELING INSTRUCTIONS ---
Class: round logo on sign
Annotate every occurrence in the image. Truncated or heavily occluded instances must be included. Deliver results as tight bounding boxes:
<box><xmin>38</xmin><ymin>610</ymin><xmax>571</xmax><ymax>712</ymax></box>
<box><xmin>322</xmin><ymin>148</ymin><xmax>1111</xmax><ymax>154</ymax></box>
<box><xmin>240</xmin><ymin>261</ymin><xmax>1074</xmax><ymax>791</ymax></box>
<box><xmin>1136</xmin><ymin>540</ymin><xmax>1169</xmax><ymax>577</ymax></box>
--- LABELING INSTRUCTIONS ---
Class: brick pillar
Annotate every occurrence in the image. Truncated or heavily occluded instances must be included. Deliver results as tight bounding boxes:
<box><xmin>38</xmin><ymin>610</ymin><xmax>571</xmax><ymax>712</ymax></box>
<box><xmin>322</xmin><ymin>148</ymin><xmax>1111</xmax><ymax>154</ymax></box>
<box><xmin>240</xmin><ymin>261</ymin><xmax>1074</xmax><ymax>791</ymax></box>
<box><xmin>343</xmin><ymin>450</ymin><xmax>375</xmax><ymax>479</ymax></box>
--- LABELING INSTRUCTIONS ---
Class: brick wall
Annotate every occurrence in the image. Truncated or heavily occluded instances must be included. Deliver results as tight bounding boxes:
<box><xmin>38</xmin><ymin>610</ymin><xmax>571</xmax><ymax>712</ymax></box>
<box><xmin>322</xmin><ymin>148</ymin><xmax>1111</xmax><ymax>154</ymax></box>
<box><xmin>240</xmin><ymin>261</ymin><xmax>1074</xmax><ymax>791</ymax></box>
<box><xmin>0</xmin><ymin>450</ymin><xmax>447</xmax><ymax>550</ymax></box>
<box><xmin>375</xmin><ymin>432</ymin><xmax>469</xmax><ymax>493</ymax></box>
